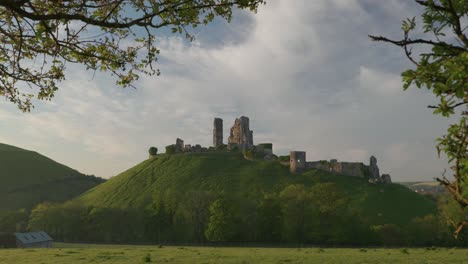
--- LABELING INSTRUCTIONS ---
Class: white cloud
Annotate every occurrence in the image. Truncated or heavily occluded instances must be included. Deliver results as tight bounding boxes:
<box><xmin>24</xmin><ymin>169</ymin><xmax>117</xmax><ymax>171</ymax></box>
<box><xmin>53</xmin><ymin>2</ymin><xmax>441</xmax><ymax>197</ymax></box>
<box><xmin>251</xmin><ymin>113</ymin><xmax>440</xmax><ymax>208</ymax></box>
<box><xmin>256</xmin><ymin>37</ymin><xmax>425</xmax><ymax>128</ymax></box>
<box><xmin>358</xmin><ymin>66</ymin><xmax>403</xmax><ymax>95</ymax></box>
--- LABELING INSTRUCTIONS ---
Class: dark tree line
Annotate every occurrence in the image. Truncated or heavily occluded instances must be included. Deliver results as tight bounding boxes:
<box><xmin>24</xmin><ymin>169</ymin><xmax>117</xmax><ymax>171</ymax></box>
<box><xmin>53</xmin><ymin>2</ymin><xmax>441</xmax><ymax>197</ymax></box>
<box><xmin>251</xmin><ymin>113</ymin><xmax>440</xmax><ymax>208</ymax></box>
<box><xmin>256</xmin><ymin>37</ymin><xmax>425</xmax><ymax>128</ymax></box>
<box><xmin>21</xmin><ymin>183</ymin><xmax>468</xmax><ymax>246</ymax></box>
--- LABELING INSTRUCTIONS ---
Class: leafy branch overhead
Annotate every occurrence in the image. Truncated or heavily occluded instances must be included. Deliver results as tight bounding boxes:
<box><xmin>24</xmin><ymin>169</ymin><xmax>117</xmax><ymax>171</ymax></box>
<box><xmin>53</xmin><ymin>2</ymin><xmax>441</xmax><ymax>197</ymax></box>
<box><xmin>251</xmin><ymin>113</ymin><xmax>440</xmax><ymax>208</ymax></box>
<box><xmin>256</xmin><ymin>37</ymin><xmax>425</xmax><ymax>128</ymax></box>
<box><xmin>0</xmin><ymin>0</ymin><xmax>265</xmax><ymax>111</ymax></box>
<box><xmin>369</xmin><ymin>0</ymin><xmax>467</xmax><ymax>238</ymax></box>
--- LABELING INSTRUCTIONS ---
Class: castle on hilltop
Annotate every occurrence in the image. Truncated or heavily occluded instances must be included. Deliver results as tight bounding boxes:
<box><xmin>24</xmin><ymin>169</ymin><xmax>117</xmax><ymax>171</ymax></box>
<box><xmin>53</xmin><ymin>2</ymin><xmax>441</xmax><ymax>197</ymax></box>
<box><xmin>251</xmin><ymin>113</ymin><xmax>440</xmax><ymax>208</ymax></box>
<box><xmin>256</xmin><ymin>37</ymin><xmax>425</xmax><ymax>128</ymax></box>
<box><xmin>167</xmin><ymin>116</ymin><xmax>392</xmax><ymax>184</ymax></box>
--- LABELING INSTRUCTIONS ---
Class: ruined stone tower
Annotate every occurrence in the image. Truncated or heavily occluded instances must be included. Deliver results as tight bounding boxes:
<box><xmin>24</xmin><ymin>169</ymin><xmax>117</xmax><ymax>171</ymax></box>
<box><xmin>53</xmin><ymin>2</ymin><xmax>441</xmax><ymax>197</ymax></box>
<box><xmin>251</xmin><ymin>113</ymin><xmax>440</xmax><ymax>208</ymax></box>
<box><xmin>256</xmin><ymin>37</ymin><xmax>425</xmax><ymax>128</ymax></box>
<box><xmin>228</xmin><ymin>116</ymin><xmax>253</xmax><ymax>150</ymax></box>
<box><xmin>290</xmin><ymin>151</ymin><xmax>306</xmax><ymax>174</ymax></box>
<box><xmin>175</xmin><ymin>138</ymin><xmax>184</xmax><ymax>153</ymax></box>
<box><xmin>369</xmin><ymin>155</ymin><xmax>380</xmax><ymax>180</ymax></box>
<box><xmin>213</xmin><ymin>118</ymin><xmax>223</xmax><ymax>147</ymax></box>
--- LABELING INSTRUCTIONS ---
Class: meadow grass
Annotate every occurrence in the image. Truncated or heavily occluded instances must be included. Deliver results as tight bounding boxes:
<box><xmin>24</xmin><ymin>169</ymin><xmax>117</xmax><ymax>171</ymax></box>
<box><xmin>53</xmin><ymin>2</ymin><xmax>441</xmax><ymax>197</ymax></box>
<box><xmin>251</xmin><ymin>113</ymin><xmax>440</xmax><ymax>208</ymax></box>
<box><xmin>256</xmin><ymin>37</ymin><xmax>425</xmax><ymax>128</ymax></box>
<box><xmin>0</xmin><ymin>243</ymin><xmax>467</xmax><ymax>264</ymax></box>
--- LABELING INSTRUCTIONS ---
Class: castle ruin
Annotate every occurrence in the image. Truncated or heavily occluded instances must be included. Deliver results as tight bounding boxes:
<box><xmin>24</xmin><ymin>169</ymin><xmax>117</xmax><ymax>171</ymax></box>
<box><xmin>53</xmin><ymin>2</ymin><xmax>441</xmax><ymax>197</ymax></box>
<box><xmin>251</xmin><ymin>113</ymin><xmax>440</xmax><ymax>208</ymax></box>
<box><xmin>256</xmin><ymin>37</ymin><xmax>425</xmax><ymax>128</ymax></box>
<box><xmin>227</xmin><ymin>116</ymin><xmax>253</xmax><ymax>150</ymax></box>
<box><xmin>163</xmin><ymin>115</ymin><xmax>392</xmax><ymax>184</ymax></box>
<box><xmin>289</xmin><ymin>151</ymin><xmax>391</xmax><ymax>183</ymax></box>
<box><xmin>168</xmin><ymin>116</ymin><xmax>260</xmax><ymax>154</ymax></box>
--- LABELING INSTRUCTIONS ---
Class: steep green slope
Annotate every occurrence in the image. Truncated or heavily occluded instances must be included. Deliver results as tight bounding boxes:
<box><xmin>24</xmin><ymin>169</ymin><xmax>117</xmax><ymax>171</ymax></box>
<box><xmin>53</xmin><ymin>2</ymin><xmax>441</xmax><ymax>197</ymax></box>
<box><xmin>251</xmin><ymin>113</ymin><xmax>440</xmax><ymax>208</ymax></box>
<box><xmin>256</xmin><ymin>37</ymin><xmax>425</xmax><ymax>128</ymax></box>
<box><xmin>0</xmin><ymin>143</ymin><xmax>104</xmax><ymax>212</ymax></box>
<box><xmin>76</xmin><ymin>152</ymin><xmax>436</xmax><ymax>226</ymax></box>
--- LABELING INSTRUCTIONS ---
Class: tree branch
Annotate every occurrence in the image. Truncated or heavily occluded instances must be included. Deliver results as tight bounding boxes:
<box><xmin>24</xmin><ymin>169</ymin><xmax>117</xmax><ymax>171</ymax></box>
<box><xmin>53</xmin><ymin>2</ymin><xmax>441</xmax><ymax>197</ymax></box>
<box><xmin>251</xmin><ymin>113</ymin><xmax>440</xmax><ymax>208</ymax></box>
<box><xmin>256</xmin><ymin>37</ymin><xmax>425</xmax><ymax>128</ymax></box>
<box><xmin>369</xmin><ymin>35</ymin><xmax>466</xmax><ymax>53</ymax></box>
<box><xmin>446</xmin><ymin>0</ymin><xmax>468</xmax><ymax>46</ymax></box>
<box><xmin>415</xmin><ymin>0</ymin><xmax>450</xmax><ymax>12</ymax></box>
<box><xmin>0</xmin><ymin>0</ymin><xmax>262</xmax><ymax>29</ymax></box>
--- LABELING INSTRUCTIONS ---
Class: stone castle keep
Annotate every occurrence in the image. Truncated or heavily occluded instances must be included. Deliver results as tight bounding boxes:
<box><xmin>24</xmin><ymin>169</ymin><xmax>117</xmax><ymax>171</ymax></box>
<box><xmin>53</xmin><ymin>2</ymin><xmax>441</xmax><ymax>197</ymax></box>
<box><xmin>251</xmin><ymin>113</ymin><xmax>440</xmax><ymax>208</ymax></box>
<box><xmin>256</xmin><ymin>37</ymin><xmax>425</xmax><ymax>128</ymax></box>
<box><xmin>170</xmin><ymin>116</ymin><xmax>391</xmax><ymax>184</ymax></box>
<box><xmin>212</xmin><ymin>116</ymin><xmax>254</xmax><ymax>150</ymax></box>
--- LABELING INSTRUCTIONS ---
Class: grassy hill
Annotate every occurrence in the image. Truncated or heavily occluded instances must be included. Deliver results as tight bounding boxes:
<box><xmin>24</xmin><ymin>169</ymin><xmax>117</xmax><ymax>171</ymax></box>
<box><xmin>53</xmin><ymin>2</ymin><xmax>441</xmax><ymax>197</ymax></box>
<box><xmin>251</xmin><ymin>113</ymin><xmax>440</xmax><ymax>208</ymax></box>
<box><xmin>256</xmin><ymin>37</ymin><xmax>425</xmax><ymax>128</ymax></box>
<box><xmin>0</xmin><ymin>143</ymin><xmax>104</xmax><ymax>212</ymax></box>
<box><xmin>76</xmin><ymin>152</ymin><xmax>436</xmax><ymax>226</ymax></box>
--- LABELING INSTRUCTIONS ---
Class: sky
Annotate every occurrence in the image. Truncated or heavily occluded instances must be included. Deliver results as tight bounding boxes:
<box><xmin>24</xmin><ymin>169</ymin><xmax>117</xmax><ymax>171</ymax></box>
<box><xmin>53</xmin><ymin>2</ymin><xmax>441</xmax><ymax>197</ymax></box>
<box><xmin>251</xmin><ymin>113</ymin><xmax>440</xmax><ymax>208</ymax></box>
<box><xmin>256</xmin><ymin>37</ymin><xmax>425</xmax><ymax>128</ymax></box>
<box><xmin>0</xmin><ymin>0</ymin><xmax>457</xmax><ymax>181</ymax></box>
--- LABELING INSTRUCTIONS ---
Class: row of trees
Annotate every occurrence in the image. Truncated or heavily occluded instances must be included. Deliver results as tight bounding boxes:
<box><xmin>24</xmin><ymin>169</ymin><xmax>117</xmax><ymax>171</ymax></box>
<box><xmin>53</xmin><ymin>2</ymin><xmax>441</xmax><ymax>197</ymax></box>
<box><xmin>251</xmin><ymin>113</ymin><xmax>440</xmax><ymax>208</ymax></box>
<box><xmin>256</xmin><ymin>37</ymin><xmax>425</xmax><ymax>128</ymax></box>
<box><xmin>24</xmin><ymin>183</ymin><xmax>468</xmax><ymax>246</ymax></box>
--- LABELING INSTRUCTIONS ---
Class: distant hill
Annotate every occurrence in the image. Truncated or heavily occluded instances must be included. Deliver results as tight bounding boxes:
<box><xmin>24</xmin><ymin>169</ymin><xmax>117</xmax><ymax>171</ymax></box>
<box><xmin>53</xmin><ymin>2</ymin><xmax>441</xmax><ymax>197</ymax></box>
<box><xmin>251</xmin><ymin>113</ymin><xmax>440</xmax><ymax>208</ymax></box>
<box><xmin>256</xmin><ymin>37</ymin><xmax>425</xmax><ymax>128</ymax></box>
<box><xmin>0</xmin><ymin>143</ymin><xmax>104</xmax><ymax>212</ymax></box>
<box><xmin>76</xmin><ymin>152</ymin><xmax>436</xmax><ymax>226</ymax></box>
<box><xmin>398</xmin><ymin>181</ymin><xmax>446</xmax><ymax>196</ymax></box>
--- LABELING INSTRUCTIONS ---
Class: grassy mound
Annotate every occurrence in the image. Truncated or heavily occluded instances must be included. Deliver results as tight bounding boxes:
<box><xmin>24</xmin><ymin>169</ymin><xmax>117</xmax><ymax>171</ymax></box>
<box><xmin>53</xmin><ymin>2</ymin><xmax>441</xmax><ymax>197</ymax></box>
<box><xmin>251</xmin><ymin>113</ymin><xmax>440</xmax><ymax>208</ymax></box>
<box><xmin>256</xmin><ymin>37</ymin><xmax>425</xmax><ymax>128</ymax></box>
<box><xmin>0</xmin><ymin>143</ymin><xmax>104</xmax><ymax>212</ymax></box>
<box><xmin>76</xmin><ymin>152</ymin><xmax>435</xmax><ymax>226</ymax></box>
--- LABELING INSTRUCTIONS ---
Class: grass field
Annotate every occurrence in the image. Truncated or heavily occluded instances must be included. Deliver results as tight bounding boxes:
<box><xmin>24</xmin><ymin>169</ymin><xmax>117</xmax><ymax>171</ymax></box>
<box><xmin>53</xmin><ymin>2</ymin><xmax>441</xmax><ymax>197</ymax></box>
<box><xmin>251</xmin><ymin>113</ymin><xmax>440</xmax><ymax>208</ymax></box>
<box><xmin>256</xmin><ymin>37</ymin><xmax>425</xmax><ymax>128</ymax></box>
<box><xmin>0</xmin><ymin>244</ymin><xmax>467</xmax><ymax>264</ymax></box>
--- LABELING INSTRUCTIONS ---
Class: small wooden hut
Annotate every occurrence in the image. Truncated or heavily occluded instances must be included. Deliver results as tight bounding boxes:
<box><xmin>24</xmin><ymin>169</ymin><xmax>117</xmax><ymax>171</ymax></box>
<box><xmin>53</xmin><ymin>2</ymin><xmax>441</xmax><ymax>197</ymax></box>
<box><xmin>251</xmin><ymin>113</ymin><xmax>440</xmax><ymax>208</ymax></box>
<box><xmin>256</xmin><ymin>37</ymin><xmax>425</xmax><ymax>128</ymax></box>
<box><xmin>14</xmin><ymin>231</ymin><xmax>53</xmax><ymax>248</ymax></box>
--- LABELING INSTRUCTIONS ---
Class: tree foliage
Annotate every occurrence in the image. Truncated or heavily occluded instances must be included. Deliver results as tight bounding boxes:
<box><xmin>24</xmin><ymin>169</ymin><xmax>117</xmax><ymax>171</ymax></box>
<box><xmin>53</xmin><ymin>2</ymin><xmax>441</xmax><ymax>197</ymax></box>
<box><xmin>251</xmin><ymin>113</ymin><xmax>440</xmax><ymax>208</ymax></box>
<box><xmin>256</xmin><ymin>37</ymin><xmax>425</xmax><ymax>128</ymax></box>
<box><xmin>148</xmin><ymin>146</ymin><xmax>158</xmax><ymax>157</ymax></box>
<box><xmin>0</xmin><ymin>0</ymin><xmax>265</xmax><ymax>111</ymax></box>
<box><xmin>279</xmin><ymin>184</ymin><xmax>313</xmax><ymax>243</ymax></box>
<box><xmin>0</xmin><ymin>209</ymin><xmax>28</xmax><ymax>235</ymax></box>
<box><xmin>256</xmin><ymin>194</ymin><xmax>282</xmax><ymax>242</ymax></box>
<box><xmin>181</xmin><ymin>191</ymin><xmax>214</xmax><ymax>242</ymax></box>
<box><xmin>204</xmin><ymin>198</ymin><xmax>237</xmax><ymax>242</ymax></box>
<box><xmin>369</xmin><ymin>0</ymin><xmax>467</xmax><ymax>238</ymax></box>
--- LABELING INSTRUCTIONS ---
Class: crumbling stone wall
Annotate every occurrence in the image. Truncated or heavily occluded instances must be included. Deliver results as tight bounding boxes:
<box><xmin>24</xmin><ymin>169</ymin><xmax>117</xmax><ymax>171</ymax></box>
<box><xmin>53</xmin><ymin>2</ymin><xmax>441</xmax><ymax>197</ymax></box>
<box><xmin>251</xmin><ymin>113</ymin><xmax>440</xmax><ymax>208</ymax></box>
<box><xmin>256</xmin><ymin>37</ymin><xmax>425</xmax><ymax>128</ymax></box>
<box><xmin>306</xmin><ymin>160</ymin><xmax>366</xmax><ymax>177</ymax></box>
<box><xmin>306</xmin><ymin>160</ymin><xmax>330</xmax><ymax>171</ymax></box>
<box><xmin>340</xmin><ymin>162</ymin><xmax>367</xmax><ymax>177</ymax></box>
<box><xmin>228</xmin><ymin>116</ymin><xmax>253</xmax><ymax>150</ymax></box>
<box><xmin>171</xmin><ymin>138</ymin><xmax>209</xmax><ymax>154</ymax></box>
<box><xmin>257</xmin><ymin>143</ymin><xmax>273</xmax><ymax>155</ymax></box>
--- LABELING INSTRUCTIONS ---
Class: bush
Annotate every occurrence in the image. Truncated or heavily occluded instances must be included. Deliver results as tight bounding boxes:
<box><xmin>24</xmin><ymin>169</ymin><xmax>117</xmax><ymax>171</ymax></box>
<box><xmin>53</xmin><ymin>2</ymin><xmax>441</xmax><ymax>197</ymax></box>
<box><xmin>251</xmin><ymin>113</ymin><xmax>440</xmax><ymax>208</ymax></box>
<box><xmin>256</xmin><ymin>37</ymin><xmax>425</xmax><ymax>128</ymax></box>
<box><xmin>371</xmin><ymin>224</ymin><xmax>406</xmax><ymax>246</ymax></box>
<box><xmin>148</xmin><ymin>147</ymin><xmax>158</xmax><ymax>157</ymax></box>
<box><xmin>228</xmin><ymin>144</ymin><xmax>239</xmax><ymax>152</ymax></box>
<box><xmin>165</xmin><ymin>144</ymin><xmax>176</xmax><ymax>155</ymax></box>
<box><xmin>279</xmin><ymin>155</ymin><xmax>290</xmax><ymax>162</ymax></box>
<box><xmin>215</xmin><ymin>144</ymin><xmax>227</xmax><ymax>151</ymax></box>
<box><xmin>405</xmin><ymin>214</ymin><xmax>446</xmax><ymax>246</ymax></box>
<box><xmin>143</xmin><ymin>253</ymin><xmax>151</xmax><ymax>262</ymax></box>
<box><xmin>243</xmin><ymin>149</ymin><xmax>254</xmax><ymax>160</ymax></box>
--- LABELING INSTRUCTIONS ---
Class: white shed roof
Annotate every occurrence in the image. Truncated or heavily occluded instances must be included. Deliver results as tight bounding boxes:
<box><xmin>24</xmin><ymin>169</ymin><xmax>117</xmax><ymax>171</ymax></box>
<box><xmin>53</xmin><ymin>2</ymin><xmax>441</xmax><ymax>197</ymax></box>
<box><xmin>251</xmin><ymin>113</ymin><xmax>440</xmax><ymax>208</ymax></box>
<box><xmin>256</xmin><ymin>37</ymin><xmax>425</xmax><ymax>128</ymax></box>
<box><xmin>15</xmin><ymin>231</ymin><xmax>52</xmax><ymax>244</ymax></box>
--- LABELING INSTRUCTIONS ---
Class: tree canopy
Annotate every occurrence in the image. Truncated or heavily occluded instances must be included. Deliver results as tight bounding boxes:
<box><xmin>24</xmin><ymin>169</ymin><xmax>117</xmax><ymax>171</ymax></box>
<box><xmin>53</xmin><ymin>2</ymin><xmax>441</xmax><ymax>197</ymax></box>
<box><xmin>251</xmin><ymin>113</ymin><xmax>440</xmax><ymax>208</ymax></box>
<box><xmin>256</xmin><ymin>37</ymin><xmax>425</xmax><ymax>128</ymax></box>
<box><xmin>148</xmin><ymin>146</ymin><xmax>158</xmax><ymax>157</ymax></box>
<box><xmin>369</xmin><ymin>0</ymin><xmax>467</xmax><ymax>238</ymax></box>
<box><xmin>0</xmin><ymin>0</ymin><xmax>264</xmax><ymax>111</ymax></box>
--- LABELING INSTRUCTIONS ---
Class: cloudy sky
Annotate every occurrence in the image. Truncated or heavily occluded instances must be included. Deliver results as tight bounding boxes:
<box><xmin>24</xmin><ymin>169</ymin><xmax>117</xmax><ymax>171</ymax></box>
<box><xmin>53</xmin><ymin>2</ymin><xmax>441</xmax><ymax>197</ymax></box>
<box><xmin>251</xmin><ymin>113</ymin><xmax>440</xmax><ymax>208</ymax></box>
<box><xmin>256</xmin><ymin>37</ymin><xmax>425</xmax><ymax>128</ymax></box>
<box><xmin>0</xmin><ymin>0</ymin><xmax>456</xmax><ymax>181</ymax></box>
